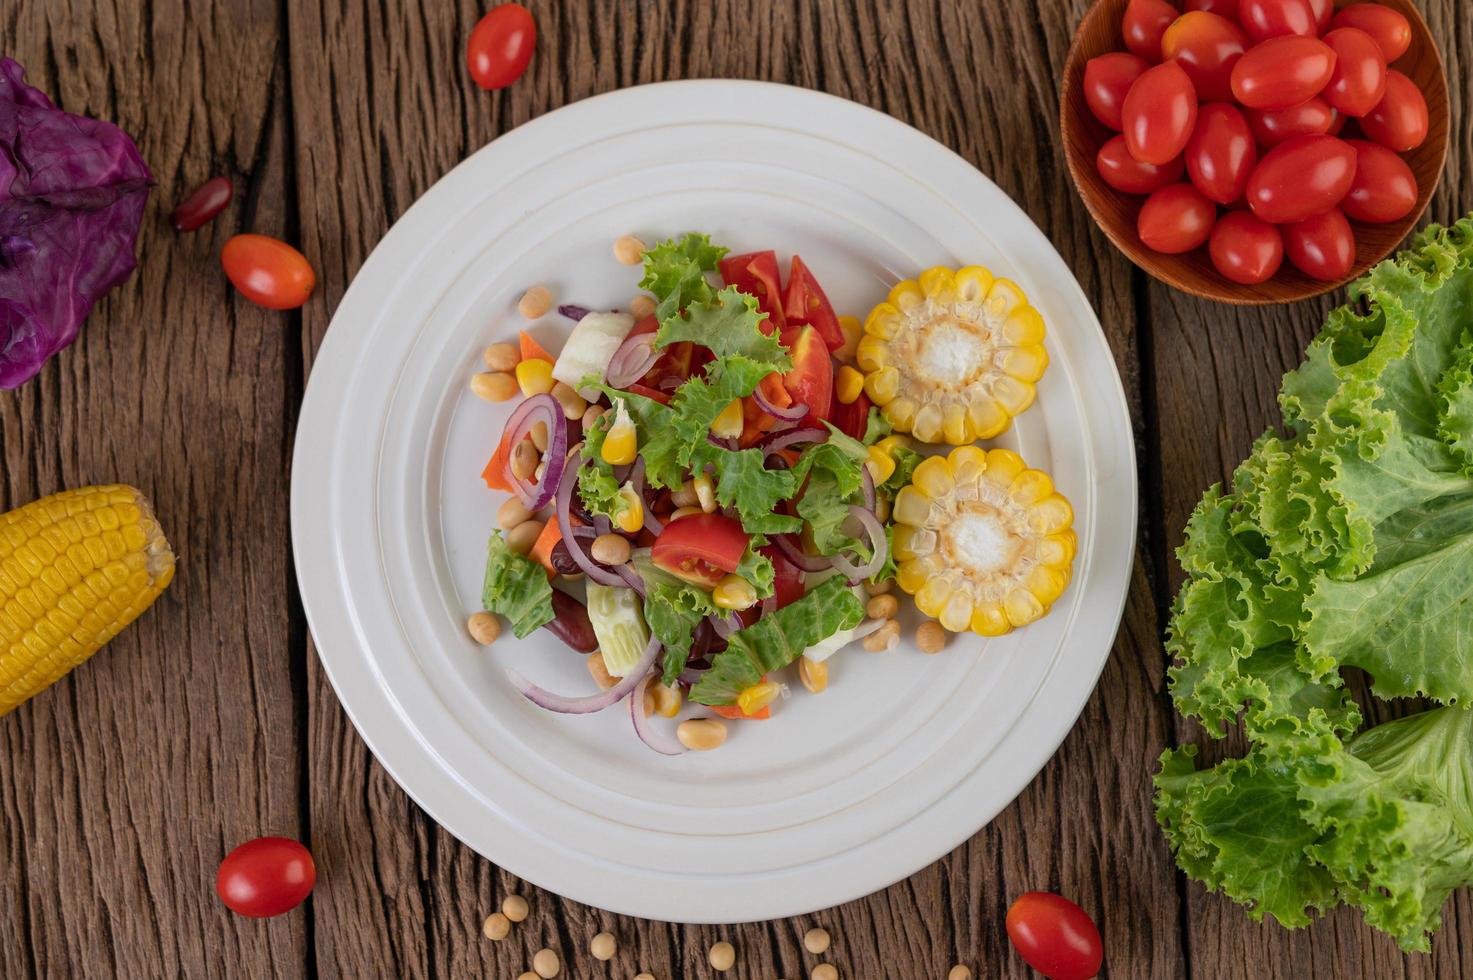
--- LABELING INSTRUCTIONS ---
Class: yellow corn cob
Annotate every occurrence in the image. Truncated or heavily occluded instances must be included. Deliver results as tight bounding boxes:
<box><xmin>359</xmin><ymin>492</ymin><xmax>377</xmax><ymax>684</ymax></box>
<box><xmin>858</xmin><ymin>266</ymin><xmax>1048</xmax><ymax>445</ymax></box>
<box><xmin>0</xmin><ymin>485</ymin><xmax>174</xmax><ymax>715</ymax></box>
<box><xmin>891</xmin><ymin>447</ymin><xmax>1073</xmax><ymax>636</ymax></box>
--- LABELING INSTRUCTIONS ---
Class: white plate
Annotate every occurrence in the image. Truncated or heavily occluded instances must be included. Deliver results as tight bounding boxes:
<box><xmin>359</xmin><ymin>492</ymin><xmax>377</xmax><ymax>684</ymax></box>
<box><xmin>291</xmin><ymin>80</ymin><xmax>1136</xmax><ymax>923</ymax></box>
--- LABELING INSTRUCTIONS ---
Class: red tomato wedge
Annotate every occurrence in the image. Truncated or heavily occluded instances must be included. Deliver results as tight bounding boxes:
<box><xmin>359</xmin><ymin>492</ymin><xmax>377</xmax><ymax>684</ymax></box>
<box><xmin>782</xmin><ymin>325</ymin><xmax>834</xmax><ymax>426</ymax></box>
<box><xmin>783</xmin><ymin>256</ymin><xmax>846</xmax><ymax>352</ymax></box>
<box><xmin>519</xmin><ymin>330</ymin><xmax>555</xmax><ymax>364</ymax></box>
<box><xmin>625</xmin><ymin>382</ymin><xmax>671</xmax><ymax>405</ymax></box>
<box><xmin>720</xmin><ymin>251</ymin><xmax>788</xmax><ymax>332</ymax></box>
<box><xmin>830</xmin><ymin>391</ymin><xmax>873</xmax><ymax>442</ymax></box>
<box><xmin>652</xmin><ymin>513</ymin><xmax>748</xmax><ymax>588</ymax></box>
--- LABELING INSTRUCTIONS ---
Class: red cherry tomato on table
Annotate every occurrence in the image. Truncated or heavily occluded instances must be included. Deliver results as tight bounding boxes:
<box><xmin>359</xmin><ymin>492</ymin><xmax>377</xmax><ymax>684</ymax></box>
<box><xmin>221</xmin><ymin>235</ymin><xmax>315</xmax><ymax>310</ymax></box>
<box><xmin>217</xmin><ymin>837</ymin><xmax>316</xmax><ymax>918</ymax></box>
<box><xmin>1122</xmin><ymin>0</ymin><xmax>1179</xmax><ymax>62</ymax></box>
<box><xmin>1322</xmin><ymin>28</ymin><xmax>1388</xmax><ymax>117</ymax></box>
<box><xmin>1230</xmin><ymin>36</ymin><xmax>1337</xmax><ymax>110</ymax></box>
<box><xmin>1244</xmin><ymin>96</ymin><xmax>1339</xmax><ymax>145</ymax></box>
<box><xmin>1096</xmin><ymin>136</ymin><xmax>1184</xmax><ymax>194</ymax></box>
<box><xmin>1210</xmin><ymin>211</ymin><xmax>1285</xmax><ymax>284</ymax></box>
<box><xmin>1283</xmin><ymin>208</ymin><xmax>1356</xmax><ymax>280</ymax></box>
<box><xmin>1246</xmin><ymin>134</ymin><xmax>1357</xmax><ymax>224</ymax></box>
<box><xmin>1331</xmin><ymin>3</ymin><xmax>1412</xmax><ymax>63</ymax></box>
<box><xmin>170</xmin><ymin>176</ymin><xmax>233</xmax><ymax>233</ymax></box>
<box><xmin>1186</xmin><ymin>0</ymin><xmax>1239</xmax><ymax>17</ymax></box>
<box><xmin>1006</xmin><ymin>892</ymin><xmax>1104</xmax><ymax>980</ymax></box>
<box><xmin>1139</xmin><ymin>183</ymin><xmax>1217</xmax><ymax>254</ymax></box>
<box><xmin>467</xmin><ymin>3</ymin><xmax>536</xmax><ymax>91</ymax></box>
<box><xmin>1083</xmin><ymin>52</ymin><xmax>1149</xmax><ymax>130</ymax></box>
<box><xmin>1161</xmin><ymin>12</ymin><xmax>1248</xmax><ymax>103</ymax></box>
<box><xmin>1238</xmin><ymin>0</ymin><xmax>1322</xmax><ymax>42</ymax></box>
<box><xmin>1122</xmin><ymin>60</ymin><xmax>1199</xmax><ymax>166</ymax></box>
<box><xmin>1360</xmin><ymin>70</ymin><xmax>1429</xmax><ymax>151</ymax></box>
<box><xmin>1340</xmin><ymin>139</ymin><xmax>1418</xmax><ymax>223</ymax></box>
<box><xmin>1186</xmin><ymin>103</ymin><xmax>1257</xmax><ymax>204</ymax></box>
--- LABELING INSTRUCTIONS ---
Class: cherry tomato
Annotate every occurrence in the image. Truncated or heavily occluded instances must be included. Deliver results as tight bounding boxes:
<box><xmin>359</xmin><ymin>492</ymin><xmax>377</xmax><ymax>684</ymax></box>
<box><xmin>1006</xmin><ymin>892</ymin><xmax>1104</xmax><ymax>980</ymax></box>
<box><xmin>1238</xmin><ymin>0</ymin><xmax>1321</xmax><ymax>42</ymax></box>
<box><xmin>1360</xmin><ymin>70</ymin><xmax>1429</xmax><ymax>151</ymax></box>
<box><xmin>1186</xmin><ymin>0</ymin><xmax>1239</xmax><ymax>17</ymax></box>
<box><xmin>466</xmin><ymin>3</ymin><xmax>536</xmax><ymax>91</ymax></box>
<box><xmin>1209</xmin><ymin>211</ymin><xmax>1285</xmax><ymax>284</ymax></box>
<box><xmin>1161</xmin><ymin>12</ymin><xmax>1248</xmax><ymax>103</ymax></box>
<box><xmin>1330</xmin><ymin>3</ymin><xmax>1412</xmax><ymax>63</ymax></box>
<box><xmin>1283</xmin><ymin>208</ymin><xmax>1356</xmax><ymax>280</ymax></box>
<box><xmin>217</xmin><ymin>837</ymin><xmax>316</xmax><ymax>918</ymax></box>
<box><xmin>221</xmin><ymin>235</ymin><xmax>315</xmax><ymax>310</ymax></box>
<box><xmin>1230</xmin><ymin>36</ymin><xmax>1337</xmax><ymax>110</ymax></box>
<box><xmin>1096</xmin><ymin>136</ymin><xmax>1185</xmax><ymax>194</ymax></box>
<box><xmin>1122</xmin><ymin>61</ymin><xmax>1199</xmax><ymax>166</ymax></box>
<box><xmin>1340</xmin><ymin>139</ymin><xmax>1418</xmax><ymax>223</ymax></box>
<box><xmin>652</xmin><ymin>513</ymin><xmax>749</xmax><ymax>588</ymax></box>
<box><xmin>1244</xmin><ymin>96</ymin><xmax>1339</xmax><ymax>145</ymax></box>
<box><xmin>1083</xmin><ymin>52</ymin><xmax>1149</xmax><ymax>130</ymax></box>
<box><xmin>1186</xmin><ymin>103</ymin><xmax>1257</xmax><ymax>204</ymax></box>
<box><xmin>170</xmin><ymin>176</ymin><xmax>233</xmax><ymax>233</ymax></box>
<box><xmin>1246</xmin><ymin>134</ymin><xmax>1356</xmax><ymax>223</ymax></box>
<box><xmin>1139</xmin><ymin>183</ymin><xmax>1217</xmax><ymax>254</ymax></box>
<box><xmin>1322</xmin><ymin>27</ymin><xmax>1388</xmax><ymax>117</ymax></box>
<box><xmin>1122</xmin><ymin>0</ymin><xmax>1179</xmax><ymax>62</ymax></box>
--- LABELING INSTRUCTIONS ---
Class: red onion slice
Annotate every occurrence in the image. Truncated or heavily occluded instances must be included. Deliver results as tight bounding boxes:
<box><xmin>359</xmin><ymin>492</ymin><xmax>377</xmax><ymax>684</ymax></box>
<box><xmin>504</xmin><ymin>393</ymin><xmax>567</xmax><ymax>510</ymax></box>
<box><xmin>709</xmin><ymin>611</ymin><xmax>745</xmax><ymax>639</ymax></box>
<box><xmin>507</xmin><ymin>633</ymin><xmax>661</xmax><ymax>715</ymax></box>
<box><xmin>555</xmin><ymin>451</ymin><xmax>627</xmax><ymax>586</ymax></box>
<box><xmin>605</xmin><ymin>332</ymin><xmax>661</xmax><ymax>388</ymax></box>
<box><xmin>830</xmin><ymin>504</ymin><xmax>888</xmax><ymax>581</ymax></box>
<box><xmin>752</xmin><ymin>385</ymin><xmax>808</xmax><ymax>423</ymax></box>
<box><xmin>861</xmin><ymin>465</ymin><xmax>877</xmax><ymax>512</ymax></box>
<box><xmin>677</xmin><ymin>667</ymin><xmax>707</xmax><ymax>686</ymax></box>
<box><xmin>773</xmin><ymin>532</ymin><xmax>833</xmax><ymax>573</ymax></box>
<box><xmin>759</xmin><ymin>427</ymin><xmax>828</xmax><ymax>457</ymax></box>
<box><xmin>630</xmin><ymin>675</ymin><xmax>685</xmax><ymax>755</ymax></box>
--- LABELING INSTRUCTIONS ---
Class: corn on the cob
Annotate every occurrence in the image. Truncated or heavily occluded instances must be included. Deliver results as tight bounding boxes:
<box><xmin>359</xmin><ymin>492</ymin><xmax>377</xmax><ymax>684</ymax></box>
<box><xmin>857</xmin><ymin>266</ymin><xmax>1048</xmax><ymax>445</ymax></box>
<box><xmin>892</xmin><ymin>447</ymin><xmax>1073</xmax><ymax>636</ymax></box>
<box><xmin>0</xmin><ymin>485</ymin><xmax>175</xmax><ymax>715</ymax></box>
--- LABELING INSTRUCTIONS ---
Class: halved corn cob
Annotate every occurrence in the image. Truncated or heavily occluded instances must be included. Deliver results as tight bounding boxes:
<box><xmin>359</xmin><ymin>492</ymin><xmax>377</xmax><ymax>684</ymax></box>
<box><xmin>0</xmin><ymin>485</ymin><xmax>175</xmax><ymax>715</ymax></box>
<box><xmin>892</xmin><ymin>447</ymin><xmax>1074</xmax><ymax>636</ymax></box>
<box><xmin>857</xmin><ymin>266</ymin><xmax>1048</xmax><ymax>445</ymax></box>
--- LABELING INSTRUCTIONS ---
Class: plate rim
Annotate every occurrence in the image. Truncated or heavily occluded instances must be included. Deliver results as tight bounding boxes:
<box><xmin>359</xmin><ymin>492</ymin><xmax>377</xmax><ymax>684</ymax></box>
<box><xmin>291</xmin><ymin>78</ymin><xmax>1138</xmax><ymax>922</ymax></box>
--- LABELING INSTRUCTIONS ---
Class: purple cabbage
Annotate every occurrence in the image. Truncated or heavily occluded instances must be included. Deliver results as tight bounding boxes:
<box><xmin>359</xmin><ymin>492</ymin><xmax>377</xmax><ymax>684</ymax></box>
<box><xmin>1</xmin><ymin>58</ymin><xmax>152</xmax><ymax>389</ymax></box>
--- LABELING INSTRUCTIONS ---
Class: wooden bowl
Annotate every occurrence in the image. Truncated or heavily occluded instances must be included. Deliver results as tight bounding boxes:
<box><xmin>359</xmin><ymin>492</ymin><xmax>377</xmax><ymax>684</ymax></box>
<box><xmin>1059</xmin><ymin>0</ymin><xmax>1449</xmax><ymax>304</ymax></box>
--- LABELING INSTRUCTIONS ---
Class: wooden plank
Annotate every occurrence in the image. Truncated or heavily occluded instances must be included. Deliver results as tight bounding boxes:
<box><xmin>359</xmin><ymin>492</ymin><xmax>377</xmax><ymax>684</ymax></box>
<box><xmin>0</xmin><ymin>0</ymin><xmax>306</xmax><ymax>978</ymax></box>
<box><xmin>1148</xmin><ymin>0</ymin><xmax>1473</xmax><ymax>974</ymax></box>
<box><xmin>285</xmin><ymin>1</ymin><xmax>1184</xmax><ymax>978</ymax></box>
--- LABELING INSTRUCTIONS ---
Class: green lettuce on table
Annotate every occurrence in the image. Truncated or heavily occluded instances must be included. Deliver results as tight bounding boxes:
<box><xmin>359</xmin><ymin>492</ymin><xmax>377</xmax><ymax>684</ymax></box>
<box><xmin>1157</xmin><ymin>218</ymin><xmax>1473</xmax><ymax>952</ymax></box>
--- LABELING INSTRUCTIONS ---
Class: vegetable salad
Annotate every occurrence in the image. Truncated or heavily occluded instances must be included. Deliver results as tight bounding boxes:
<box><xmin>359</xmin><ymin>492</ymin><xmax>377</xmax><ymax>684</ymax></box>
<box><xmin>470</xmin><ymin>232</ymin><xmax>1074</xmax><ymax>753</ymax></box>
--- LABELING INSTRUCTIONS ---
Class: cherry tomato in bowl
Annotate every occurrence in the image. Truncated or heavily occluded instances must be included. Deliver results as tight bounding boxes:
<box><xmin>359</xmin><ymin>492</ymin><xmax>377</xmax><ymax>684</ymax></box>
<box><xmin>1122</xmin><ymin>60</ymin><xmax>1199</xmax><ymax>166</ymax></box>
<box><xmin>1122</xmin><ymin>0</ymin><xmax>1178</xmax><ymax>61</ymax></box>
<box><xmin>1230</xmin><ymin>36</ymin><xmax>1337</xmax><ymax>110</ymax></box>
<box><xmin>1322</xmin><ymin>27</ymin><xmax>1388</xmax><ymax>118</ymax></box>
<box><xmin>1209</xmin><ymin>211</ymin><xmax>1284</xmax><ymax>284</ymax></box>
<box><xmin>1083</xmin><ymin>52</ymin><xmax>1149</xmax><ymax>130</ymax></box>
<box><xmin>1340</xmin><ymin>139</ymin><xmax>1417</xmax><ymax>223</ymax></box>
<box><xmin>1283</xmin><ymin>208</ymin><xmax>1356</xmax><ymax>280</ymax></box>
<box><xmin>1245</xmin><ymin>134</ymin><xmax>1357</xmax><ymax>224</ymax></box>
<box><xmin>1186</xmin><ymin>0</ymin><xmax>1239</xmax><ymax>16</ymax></box>
<box><xmin>1139</xmin><ymin>183</ymin><xmax>1217</xmax><ymax>254</ymax></box>
<box><xmin>1161</xmin><ymin>12</ymin><xmax>1247</xmax><ymax>103</ymax></box>
<box><xmin>1185</xmin><ymin>103</ymin><xmax>1257</xmax><ymax>204</ymax></box>
<box><xmin>1096</xmin><ymin>136</ymin><xmax>1184</xmax><ymax>194</ymax></box>
<box><xmin>1330</xmin><ymin>3</ymin><xmax>1412</xmax><ymax>62</ymax></box>
<box><xmin>221</xmin><ymin>234</ymin><xmax>315</xmax><ymax>310</ymax></box>
<box><xmin>1244</xmin><ymin>96</ymin><xmax>1339</xmax><ymax>146</ymax></box>
<box><xmin>217</xmin><ymin>837</ymin><xmax>316</xmax><ymax>918</ymax></box>
<box><xmin>467</xmin><ymin>3</ymin><xmax>536</xmax><ymax>91</ymax></box>
<box><xmin>1006</xmin><ymin>891</ymin><xmax>1104</xmax><ymax>980</ymax></box>
<box><xmin>1238</xmin><ymin>0</ymin><xmax>1324</xmax><ymax>42</ymax></box>
<box><xmin>1360</xmin><ymin>70</ymin><xmax>1429</xmax><ymax>151</ymax></box>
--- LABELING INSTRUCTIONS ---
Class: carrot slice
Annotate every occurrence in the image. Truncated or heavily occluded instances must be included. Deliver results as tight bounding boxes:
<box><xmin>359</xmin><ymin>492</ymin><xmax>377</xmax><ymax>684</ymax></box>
<box><xmin>710</xmin><ymin>703</ymin><xmax>771</xmax><ymax>720</ymax></box>
<box><xmin>519</xmin><ymin>330</ymin><xmax>555</xmax><ymax>364</ymax></box>
<box><xmin>529</xmin><ymin>519</ymin><xmax>563</xmax><ymax>576</ymax></box>
<box><xmin>482</xmin><ymin>430</ymin><xmax>516</xmax><ymax>491</ymax></box>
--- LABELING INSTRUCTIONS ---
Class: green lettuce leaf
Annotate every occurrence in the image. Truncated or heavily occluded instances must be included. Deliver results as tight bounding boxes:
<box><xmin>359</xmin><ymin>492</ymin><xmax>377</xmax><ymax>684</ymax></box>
<box><xmin>631</xmin><ymin>553</ymin><xmax>719</xmax><ymax>685</ymax></box>
<box><xmin>861</xmin><ymin>407</ymin><xmax>892</xmax><ymax>445</ymax></box>
<box><xmin>639</xmin><ymin>232</ymin><xmax>726</xmax><ymax>323</ymax></box>
<box><xmin>656</xmin><ymin>285</ymin><xmax>791</xmax><ymax>372</ymax></box>
<box><xmin>879</xmin><ymin>445</ymin><xmax>923</xmax><ymax>498</ymax></box>
<box><xmin>690</xmin><ymin>577</ymin><xmax>864</xmax><ymax>705</ymax></box>
<box><xmin>481</xmin><ymin>532</ymin><xmax>555</xmax><ymax>638</ymax></box>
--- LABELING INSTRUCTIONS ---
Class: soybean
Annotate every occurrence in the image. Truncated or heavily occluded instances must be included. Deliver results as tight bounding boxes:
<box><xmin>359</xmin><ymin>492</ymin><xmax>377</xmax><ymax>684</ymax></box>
<box><xmin>483</xmin><ymin>342</ymin><xmax>520</xmax><ymax>372</ymax></box>
<box><xmin>506</xmin><ymin>519</ymin><xmax>544</xmax><ymax>556</ymax></box>
<box><xmin>679</xmin><ymin>718</ymin><xmax>728</xmax><ymax>752</ymax></box>
<box><xmin>467</xmin><ymin>612</ymin><xmax>501</xmax><ymax>645</ymax></box>
<box><xmin>518</xmin><ymin>285</ymin><xmax>553</xmax><ymax>320</ymax></box>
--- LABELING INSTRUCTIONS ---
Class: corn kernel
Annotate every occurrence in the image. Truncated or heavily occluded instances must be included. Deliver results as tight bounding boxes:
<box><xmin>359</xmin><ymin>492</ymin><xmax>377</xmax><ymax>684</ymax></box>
<box><xmin>1004</xmin><ymin>588</ymin><xmax>1045</xmax><ymax>627</ymax></box>
<box><xmin>942</xmin><ymin>405</ymin><xmax>969</xmax><ymax>445</ymax></box>
<box><xmin>836</xmin><ymin>315</ymin><xmax>862</xmax><ymax>362</ymax></box>
<box><xmin>917</xmin><ymin>266</ymin><xmax>958</xmax><ymax>302</ymax></box>
<box><xmin>887</xmin><ymin>279</ymin><xmax>925</xmax><ymax>312</ymax></box>
<box><xmin>712</xmin><ymin>574</ymin><xmax>757</xmax><ymax>610</ymax></box>
<box><xmin>711</xmin><ymin>398</ymin><xmax>744</xmax><ymax>438</ymax></box>
<box><xmin>893</xmin><ymin>487</ymin><xmax>932</xmax><ymax>526</ymax></box>
<box><xmin>1028</xmin><ymin>495</ymin><xmax>1074</xmax><ymax>536</ymax></box>
<box><xmin>515</xmin><ymin>358</ymin><xmax>555</xmax><ymax>397</ymax></box>
<box><xmin>863</xmin><ymin>303</ymin><xmax>902</xmax><ymax>339</ymax></box>
<box><xmin>971</xmin><ymin>601</ymin><xmax>1011</xmax><ymax>636</ymax></box>
<box><xmin>983</xmin><ymin>449</ymin><xmax>1026</xmax><ymax>486</ymax></box>
<box><xmin>692</xmin><ymin>473</ymin><xmax>717</xmax><ymax>513</ymax></box>
<box><xmin>835</xmin><ymin>366</ymin><xmax>864</xmax><ymax>405</ymax></box>
<box><xmin>915</xmin><ymin>577</ymin><xmax>949</xmax><ymax>618</ymax></box>
<box><xmin>940</xmin><ymin>592</ymin><xmax>973</xmax><ymax>633</ymax></box>
<box><xmin>866</xmin><ymin>446</ymin><xmax>897</xmax><ymax>485</ymax></box>
<box><xmin>613</xmin><ymin>482</ymin><xmax>644</xmax><ymax>533</ymax></box>
<box><xmin>911</xmin><ymin>403</ymin><xmax>943</xmax><ymax>443</ymax></box>
<box><xmin>737</xmin><ymin>681</ymin><xmax>781</xmax><ymax>715</ymax></box>
<box><xmin>864</xmin><ymin>366</ymin><xmax>900</xmax><ymax>404</ymax></box>
<box><xmin>986</xmin><ymin>278</ymin><xmax>1028</xmax><ymax>320</ymax></box>
<box><xmin>1003</xmin><ymin>305</ymin><xmax>1046</xmax><ymax>345</ymax></box>
<box><xmin>601</xmin><ymin>401</ymin><xmax>638</xmax><ymax>465</ymax></box>
<box><xmin>911</xmin><ymin>456</ymin><xmax>954</xmax><ymax>498</ymax></box>
<box><xmin>1026</xmin><ymin>565</ymin><xmax>1067</xmax><ymax>606</ymax></box>
<box><xmin>994</xmin><ymin>375</ymin><xmax>1036</xmax><ymax>415</ymax></box>
<box><xmin>947</xmin><ymin>446</ymin><xmax>988</xmax><ymax>483</ymax></box>
<box><xmin>896</xmin><ymin>558</ymin><xmax>929</xmax><ymax>595</ymax></box>
<box><xmin>882</xmin><ymin>397</ymin><xmax>917</xmax><ymax>429</ymax></box>
<box><xmin>1009</xmin><ymin>469</ymin><xmax>1054</xmax><ymax>506</ymax></box>
<box><xmin>967</xmin><ymin>399</ymin><xmax>1010</xmax><ymax>440</ymax></box>
<box><xmin>954</xmin><ymin>265</ymin><xmax>995</xmax><ymax>303</ymax></box>
<box><xmin>1002</xmin><ymin>344</ymin><xmax>1049</xmax><ymax>383</ymax></box>
<box><xmin>856</xmin><ymin>336</ymin><xmax>888</xmax><ymax>372</ymax></box>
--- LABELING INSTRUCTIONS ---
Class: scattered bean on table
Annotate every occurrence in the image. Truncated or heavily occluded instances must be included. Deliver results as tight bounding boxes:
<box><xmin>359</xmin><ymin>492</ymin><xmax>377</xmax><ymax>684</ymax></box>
<box><xmin>502</xmin><ymin>894</ymin><xmax>529</xmax><ymax>922</ymax></box>
<box><xmin>947</xmin><ymin>966</ymin><xmax>972</xmax><ymax>980</ymax></box>
<box><xmin>590</xmin><ymin>931</ymin><xmax>617</xmax><ymax>960</ymax></box>
<box><xmin>481</xmin><ymin>911</ymin><xmax>510</xmax><ymax>941</ymax></box>
<box><xmin>531</xmin><ymin>948</ymin><xmax>559</xmax><ymax>978</ymax></box>
<box><xmin>862</xmin><ymin>619</ymin><xmax>900</xmax><ymax>652</ymax></box>
<box><xmin>708</xmin><ymin>940</ymin><xmax>735</xmax><ymax>971</ymax></box>
<box><xmin>803</xmin><ymin>927</ymin><xmax>831</xmax><ymax>954</ymax></box>
<box><xmin>811</xmin><ymin>965</ymin><xmax>838</xmax><ymax>980</ymax></box>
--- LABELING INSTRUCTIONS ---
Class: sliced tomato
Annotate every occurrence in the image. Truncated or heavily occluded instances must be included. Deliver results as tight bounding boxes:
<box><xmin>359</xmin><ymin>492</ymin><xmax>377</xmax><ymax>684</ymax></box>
<box><xmin>652</xmin><ymin>512</ymin><xmax>748</xmax><ymax>587</ymax></box>
<box><xmin>830</xmin><ymin>391</ymin><xmax>872</xmax><ymax>442</ymax></box>
<box><xmin>720</xmin><ymin>250</ymin><xmax>787</xmax><ymax>332</ymax></box>
<box><xmin>628</xmin><ymin>313</ymin><xmax>658</xmax><ymax>338</ymax></box>
<box><xmin>760</xmin><ymin>545</ymin><xmax>805</xmax><ymax>609</ymax></box>
<box><xmin>711</xmin><ymin>702</ymin><xmax>771</xmax><ymax>721</ymax></box>
<box><xmin>783</xmin><ymin>256</ymin><xmax>844</xmax><ymax>352</ymax></box>
<box><xmin>624</xmin><ymin>382</ymin><xmax>671</xmax><ymax>405</ymax></box>
<box><xmin>782</xmin><ymin>325</ymin><xmax>833</xmax><ymax>426</ymax></box>
<box><xmin>519</xmin><ymin>330</ymin><xmax>555</xmax><ymax>364</ymax></box>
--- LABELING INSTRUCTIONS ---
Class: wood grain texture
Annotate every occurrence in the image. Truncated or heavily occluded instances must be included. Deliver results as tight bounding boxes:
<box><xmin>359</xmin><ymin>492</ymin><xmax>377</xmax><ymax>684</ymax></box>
<box><xmin>0</xmin><ymin>0</ymin><xmax>1466</xmax><ymax>978</ymax></box>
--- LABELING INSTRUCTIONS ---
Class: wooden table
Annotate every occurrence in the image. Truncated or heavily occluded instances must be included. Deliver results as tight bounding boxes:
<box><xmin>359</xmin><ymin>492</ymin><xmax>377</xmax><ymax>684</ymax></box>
<box><xmin>3</xmin><ymin>1</ymin><xmax>1469</xmax><ymax>977</ymax></box>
